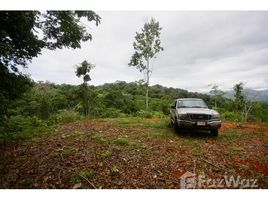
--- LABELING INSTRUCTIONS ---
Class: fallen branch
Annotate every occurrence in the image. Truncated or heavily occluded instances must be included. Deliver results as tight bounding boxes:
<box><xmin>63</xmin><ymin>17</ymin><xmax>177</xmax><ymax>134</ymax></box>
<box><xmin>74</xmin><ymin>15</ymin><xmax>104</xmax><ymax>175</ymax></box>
<box><xmin>59</xmin><ymin>153</ymin><xmax>64</xmax><ymax>161</ymax></box>
<box><xmin>79</xmin><ymin>175</ymin><xmax>97</xmax><ymax>189</ymax></box>
<box><xmin>198</xmin><ymin>157</ymin><xmax>224</xmax><ymax>170</ymax></box>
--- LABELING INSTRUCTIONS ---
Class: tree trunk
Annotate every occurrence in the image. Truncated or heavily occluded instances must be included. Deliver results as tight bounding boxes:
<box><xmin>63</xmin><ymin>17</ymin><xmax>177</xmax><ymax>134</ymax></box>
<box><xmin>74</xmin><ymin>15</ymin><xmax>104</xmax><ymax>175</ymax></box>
<box><xmin>83</xmin><ymin>83</ymin><xmax>89</xmax><ymax>117</ymax></box>
<box><xmin>145</xmin><ymin>58</ymin><xmax>150</xmax><ymax>110</ymax></box>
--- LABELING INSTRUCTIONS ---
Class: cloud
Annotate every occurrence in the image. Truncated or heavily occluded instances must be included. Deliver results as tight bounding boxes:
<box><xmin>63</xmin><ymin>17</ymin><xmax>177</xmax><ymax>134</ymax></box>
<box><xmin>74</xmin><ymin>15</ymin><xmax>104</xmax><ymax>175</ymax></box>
<box><xmin>28</xmin><ymin>11</ymin><xmax>268</xmax><ymax>92</ymax></box>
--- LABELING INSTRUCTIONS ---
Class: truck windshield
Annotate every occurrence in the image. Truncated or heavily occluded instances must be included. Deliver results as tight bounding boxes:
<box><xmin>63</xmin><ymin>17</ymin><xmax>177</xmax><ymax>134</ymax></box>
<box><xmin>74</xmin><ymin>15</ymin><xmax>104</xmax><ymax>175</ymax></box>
<box><xmin>177</xmin><ymin>99</ymin><xmax>208</xmax><ymax>108</ymax></box>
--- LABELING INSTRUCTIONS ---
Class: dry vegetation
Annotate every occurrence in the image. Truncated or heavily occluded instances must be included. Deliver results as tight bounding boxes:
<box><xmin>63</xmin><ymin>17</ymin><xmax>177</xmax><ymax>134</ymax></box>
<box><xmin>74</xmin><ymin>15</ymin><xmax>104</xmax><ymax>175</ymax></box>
<box><xmin>0</xmin><ymin>118</ymin><xmax>267</xmax><ymax>189</ymax></box>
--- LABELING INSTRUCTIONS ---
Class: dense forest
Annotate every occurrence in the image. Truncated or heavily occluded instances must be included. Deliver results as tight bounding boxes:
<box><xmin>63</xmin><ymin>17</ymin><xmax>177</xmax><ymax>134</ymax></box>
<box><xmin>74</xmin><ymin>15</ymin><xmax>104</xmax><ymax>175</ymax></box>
<box><xmin>1</xmin><ymin>79</ymin><xmax>267</xmax><ymax>142</ymax></box>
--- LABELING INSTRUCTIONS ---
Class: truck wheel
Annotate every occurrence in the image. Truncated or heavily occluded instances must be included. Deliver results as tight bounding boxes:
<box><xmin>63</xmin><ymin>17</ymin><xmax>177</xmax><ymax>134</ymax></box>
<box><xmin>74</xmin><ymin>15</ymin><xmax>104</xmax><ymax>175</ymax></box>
<box><xmin>169</xmin><ymin>117</ymin><xmax>173</xmax><ymax>127</ymax></box>
<box><xmin>211</xmin><ymin>129</ymin><xmax>218</xmax><ymax>137</ymax></box>
<box><xmin>174</xmin><ymin>118</ymin><xmax>180</xmax><ymax>132</ymax></box>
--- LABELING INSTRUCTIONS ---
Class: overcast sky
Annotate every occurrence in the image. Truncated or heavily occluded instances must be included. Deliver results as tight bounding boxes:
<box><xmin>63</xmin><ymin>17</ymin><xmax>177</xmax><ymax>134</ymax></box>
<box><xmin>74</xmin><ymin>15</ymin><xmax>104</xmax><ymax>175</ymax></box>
<box><xmin>28</xmin><ymin>11</ymin><xmax>268</xmax><ymax>92</ymax></box>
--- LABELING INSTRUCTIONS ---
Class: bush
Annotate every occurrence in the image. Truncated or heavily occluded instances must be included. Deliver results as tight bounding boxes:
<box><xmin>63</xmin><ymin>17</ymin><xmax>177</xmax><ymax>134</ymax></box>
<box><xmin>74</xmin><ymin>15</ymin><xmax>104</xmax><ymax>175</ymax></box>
<box><xmin>136</xmin><ymin>110</ymin><xmax>153</xmax><ymax>118</ymax></box>
<box><xmin>7</xmin><ymin>115</ymin><xmax>47</xmax><ymax>133</ymax></box>
<box><xmin>151</xmin><ymin>111</ymin><xmax>166</xmax><ymax>118</ymax></box>
<box><xmin>136</xmin><ymin>110</ymin><xmax>166</xmax><ymax>118</ymax></box>
<box><xmin>99</xmin><ymin>108</ymin><xmax>122</xmax><ymax>118</ymax></box>
<box><xmin>221</xmin><ymin>111</ymin><xmax>242</xmax><ymax>121</ymax></box>
<box><xmin>48</xmin><ymin>109</ymin><xmax>82</xmax><ymax>124</ymax></box>
<box><xmin>0</xmin><ymin>115</ymin><xmax>49</xmax><ymax>141</ymax></box>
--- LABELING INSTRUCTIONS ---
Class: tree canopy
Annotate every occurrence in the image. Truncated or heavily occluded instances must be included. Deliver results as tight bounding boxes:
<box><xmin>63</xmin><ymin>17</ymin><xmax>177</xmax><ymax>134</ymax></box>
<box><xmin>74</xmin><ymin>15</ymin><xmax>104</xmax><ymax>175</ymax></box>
<box><xmin>0</xmin><ymin>11</ymin><xmax>101</xmax><ymax>121</ymax></box>
<box><xmin>129</xmin><ymin>18</ymin><xmax>163</xmax><ymax>110</ymax></box>
<box><xmin>0</xmin><ymin>11</ymin><xmax>100</xmax><ymax>73</ymax></box>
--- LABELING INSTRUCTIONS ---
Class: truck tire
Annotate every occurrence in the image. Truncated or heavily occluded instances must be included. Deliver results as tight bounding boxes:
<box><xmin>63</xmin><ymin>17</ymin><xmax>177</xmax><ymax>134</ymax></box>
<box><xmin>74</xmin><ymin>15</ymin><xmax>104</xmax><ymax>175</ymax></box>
<box><xmin>169</xmin><ymin>117</ymin><xmax>173</xmax><ymax>127</ymax></box>
<box><xmin>174</xmin><ymin>118</ymin><xmax>180</xmax><ymax>132</ymax></box>
<box><xmin>211</xmin><ymin>129</ymin><xmax>218</xmax><ymax>137</ymax></box>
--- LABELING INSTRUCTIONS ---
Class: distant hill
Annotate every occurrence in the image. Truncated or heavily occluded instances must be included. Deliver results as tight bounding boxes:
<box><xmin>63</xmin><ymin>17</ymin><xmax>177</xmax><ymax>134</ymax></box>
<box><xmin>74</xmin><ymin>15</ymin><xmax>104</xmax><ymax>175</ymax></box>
<box><xmin>224</xmin><ymin>89</ymin><xmax>268</xmax><ymax>103</ymax></box>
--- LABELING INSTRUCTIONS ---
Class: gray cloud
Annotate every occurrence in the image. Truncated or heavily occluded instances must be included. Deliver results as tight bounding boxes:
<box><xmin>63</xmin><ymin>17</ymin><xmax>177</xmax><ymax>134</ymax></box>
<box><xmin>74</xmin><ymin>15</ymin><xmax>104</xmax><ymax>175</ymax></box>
<box><xmin>28</xmin><ymin>11</ymin><xmax>268</xmax><ymax>92</ymax></box>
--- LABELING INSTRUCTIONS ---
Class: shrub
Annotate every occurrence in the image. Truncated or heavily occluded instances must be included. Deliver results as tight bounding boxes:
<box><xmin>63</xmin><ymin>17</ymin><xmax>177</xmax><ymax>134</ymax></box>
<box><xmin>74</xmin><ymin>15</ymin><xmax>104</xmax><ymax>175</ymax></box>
<box><xmin>99</xmin><ymin>108</ymin><xmax>122</xmax><ymax>118</ymax></box>
<box><xmin>48</xmin><ymin>109</ymin><xmax>82</xmax><ymax>124</ymax></box>
<box><xmin>221</xmin><ymin>111</ymin><xmax>242</xmax><ymax>121</ymax></box>
<box><xmin>136</xmin><ymin>110</ymin><xmax>166</xmax><ymax>118</ymax></box>
<box><xmin>7</xmin><ymin>115</ymin><xmax>47</xmax><ymax>133</ymax></box>
<box><xmin>1</xmin><ymin>115</ymin><xmax>49</xmax><ymax>141</ymax></box>
<box><xmin>151</xmin><ymin>111</ymin><xmax>166</xmax><ymax>118</ymax></box>
<box><xmin>136</xmin><ymin>110</ymin><xmax>153</xmax><ymax>118</ymax></box>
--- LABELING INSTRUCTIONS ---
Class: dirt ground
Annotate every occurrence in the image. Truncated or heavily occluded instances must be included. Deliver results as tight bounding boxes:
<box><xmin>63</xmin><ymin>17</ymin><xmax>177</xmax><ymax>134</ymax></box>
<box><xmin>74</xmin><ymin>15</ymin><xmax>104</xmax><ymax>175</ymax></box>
<box><xmin>0</xmin><ymin>118</ymin><xmax>267</xmax><ymax>189</ymax></box>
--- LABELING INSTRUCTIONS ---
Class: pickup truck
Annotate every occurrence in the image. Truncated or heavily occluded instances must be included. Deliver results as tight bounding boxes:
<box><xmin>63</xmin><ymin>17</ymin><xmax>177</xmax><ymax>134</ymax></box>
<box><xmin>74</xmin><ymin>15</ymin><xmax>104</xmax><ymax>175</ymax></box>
<box><xmin>170</xmin><ymin>98</ymin><xmax>221</xmax><ymax>136</ymax></box>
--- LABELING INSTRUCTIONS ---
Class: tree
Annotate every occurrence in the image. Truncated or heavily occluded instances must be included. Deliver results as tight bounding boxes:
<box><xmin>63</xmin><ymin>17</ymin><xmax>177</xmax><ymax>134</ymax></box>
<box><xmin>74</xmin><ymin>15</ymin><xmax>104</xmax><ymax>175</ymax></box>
<box><xmin>0</xmin><ymin>11</ymin><xmax>101</xmax><ymax>120</ymax></box>
<box><xmin>233</xmin><ymin>82</ymin><xmax>256</xmax><ymax>123</ymax></box>
<box><xmin>129</xmin><ymin>18</ymin><xmax>163</xmax><ymax>110</ymax></box>
<box><xmin>75</xmin><ymin>60</ymin><xmax>95</xmax><ymax>116</ymax></box>
<box><xmin>208</xmin><ymin>84</ymin><xmax>224</xmax><ymax>109</ymax></box>
<box><xmin>233</xmin><ymin>82</ymin><xmax>245</xmax><ymax>112</ymax></box>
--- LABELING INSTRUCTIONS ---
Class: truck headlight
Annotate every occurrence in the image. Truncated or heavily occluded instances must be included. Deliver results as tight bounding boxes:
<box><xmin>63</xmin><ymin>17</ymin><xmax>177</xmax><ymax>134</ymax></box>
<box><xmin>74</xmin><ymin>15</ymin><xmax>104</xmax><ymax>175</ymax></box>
<box><xmin>179</xmin><ymin>114</ymin><xmax>188</xmax><ymax>120</ymax></box>
<box><xmin>211</xmin><ymin>114</ymin><xmax>220</xmax><ymax>120</ymax></box>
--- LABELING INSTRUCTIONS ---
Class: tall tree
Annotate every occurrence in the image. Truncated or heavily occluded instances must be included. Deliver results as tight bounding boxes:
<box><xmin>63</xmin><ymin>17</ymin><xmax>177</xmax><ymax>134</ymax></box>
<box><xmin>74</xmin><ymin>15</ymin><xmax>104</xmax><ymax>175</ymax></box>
<box><xmin>233</xmin><ymin>82</ymin><xmax>245</xmax><ymax>112</ymax></box>
<box><xmin>0</xmin><ymin>11</ymin><xmax>100</xmax><ymax>121</ymax></box>
<box><xmin>75</xmin><ymin>60</ymin><xmax>95</xmax><ymax>116</ymax></box>
<box><xmin>129</xmin><ymin>18</ymin><xmax>163</xmax><ymax>110</ymax></box>
<box><xmin>208</xmin><ymin>84</ymin><xmax>224</xmax><ymax>108</ymax></box>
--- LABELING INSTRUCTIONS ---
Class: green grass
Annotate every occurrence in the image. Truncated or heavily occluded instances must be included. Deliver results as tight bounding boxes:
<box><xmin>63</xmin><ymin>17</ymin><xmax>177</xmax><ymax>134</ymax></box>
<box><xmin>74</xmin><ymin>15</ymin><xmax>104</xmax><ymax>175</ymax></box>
<box><xmin>252</xmin><ymin>131</ymin><xmax>265</xmax><ymax>137</ymax></box>
<box><xmin>114</xmin><ymin>137</ymin><xmax>129</xmax><ymax>145</ymax></box>
<box><xmin>107</xmin><ymin>117</ymin><xmax>169</xmax><ymax>129</ymax></box>
<box><xmin>100</xmin><ymin>150</ymin><xmax>112</xmax><ymax>159</ymax></box>
<box><xmin>191</xmin><ymin>146</ymin><xmax>202</xmax><ymax>156</ymax></box>
<box><xmin>128</xmin><ymin>142</ymin><xmax>150</xmax><ymax>154</ymax></box>
<box><xmin>0</xmin><ymin>125</ymin><xmax>56</xmax><ymax>144</ymax></box>
<box><xmin>69</xmin><ymin>130</ymin><xmax>84</xmax><ymax>137</ymax></box>
<box><xmin>218</xmin><ymin>130</ymin><xmax>247</xmax><ymax>142</ymax></box>
<box><xmin>70</xmin><ymin>169</ymin><xmax>94</xmax><ymax>183</ymax></box>
<box><xmin>91</xmin><ymin>132</ymin><xmax>106</xmax><ymax>143</ymax></box>
<box><xmin>62</xmin><ymin>147</ymin><xmax>78</xmax><ymax>156</ymax></box>
<box><xmin>224</xmin><ymin>145</ymin><xmax>245</xmax><ymax>157</ymax></box>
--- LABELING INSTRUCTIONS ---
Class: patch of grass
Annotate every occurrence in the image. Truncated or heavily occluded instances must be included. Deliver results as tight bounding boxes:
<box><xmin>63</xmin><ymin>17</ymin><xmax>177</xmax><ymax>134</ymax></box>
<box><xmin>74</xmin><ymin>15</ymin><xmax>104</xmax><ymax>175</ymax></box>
<box><xmin>129</xmin><ymin>142</ymin><xmax>150</xmax><ymax>153</ymax></box>
<box><xmin>70</xmin><ymin>169</ymin><xmax>94</xmax><ymax>183</ymax></box>
<box><xmin>62</xmin><ymin>147</ymin><xmax>78</xmax><ymax>156</ymax></box>
<box><xmin>224</xmin><ymin>145</ymin><xmax>245</xmax><ymax>157</ymax></box>
<box><xmin>144</xmin><ymin>129</ymin><xmax>174</xmax><ymax>140</ymax></box>
<box><xmin>141</xmin><ymin>121</ymin><xmax>169</xmax><ymax>129</ymax></box>
<box><xmin>114</xmin><ymin>137</ymin><xmax>129</xmax><ymax>145</ymax></box>
<box><xmin>252</xmin><ymin>131</ymin><xmax>264</xmax><ymax>137</ymax></box>
<box><xmin>191</xmin><ymin>147</ymin><xmax>202</xmax><ymax>156</ymax></box>
<box><xmin>1</xmin><ymin>125</ymin><xmax>56</xmax><ymax>143</ymax></box>
<box><xmin>108</xmin><ymin>117</ymin><xmax>169</xmax><ymax>129</ymax></box>
<box><xmin>100</xmin><ymin>150</ymin><xmax>112</xmax><ymax>159</ymax></box>
<box><xmin>110</xmin><ymin>165</ymin><xmax>119</xmax><ymax>174</ymax></box>
<box><xmin>230</xmin><ymin>146</ymin><xmax>244</xmax><ymax>152</ymax></box>
<box><xmin>70</xmin><ymin>130</ymin><xmax>84</xmax><ymax>137</ymax></box>
<box><xmin>218</xmin><ymin>130</ymin><xmax>247</xmax><ymax>142</ymax></box>
<box><xmin>20</xmin><ymin>177</ymin><xmax>33</xmax><ymax>185</ymax></box>
<box><xmin>91</xmin><ymin>132</ymin><xmax>106</xmax><ymax>143</ymax></box>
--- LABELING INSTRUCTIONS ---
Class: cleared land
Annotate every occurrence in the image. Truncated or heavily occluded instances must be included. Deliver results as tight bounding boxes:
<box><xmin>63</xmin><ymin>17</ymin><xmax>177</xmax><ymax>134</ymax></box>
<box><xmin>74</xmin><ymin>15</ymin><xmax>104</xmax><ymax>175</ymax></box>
<box><xmin>0</xmin><ymin>118</ymin><xmax>267</xmax><ymax>188</ymax></box>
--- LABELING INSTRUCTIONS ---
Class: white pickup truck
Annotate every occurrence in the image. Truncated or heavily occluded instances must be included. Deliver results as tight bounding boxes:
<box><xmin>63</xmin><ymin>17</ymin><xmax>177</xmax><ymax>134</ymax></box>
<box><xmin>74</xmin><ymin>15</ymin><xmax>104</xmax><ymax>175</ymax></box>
<box><xmin>170</xmin><ymin>98</ymin><xmax>221</xmax><ymax>136</ymax></box>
